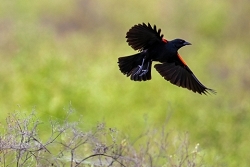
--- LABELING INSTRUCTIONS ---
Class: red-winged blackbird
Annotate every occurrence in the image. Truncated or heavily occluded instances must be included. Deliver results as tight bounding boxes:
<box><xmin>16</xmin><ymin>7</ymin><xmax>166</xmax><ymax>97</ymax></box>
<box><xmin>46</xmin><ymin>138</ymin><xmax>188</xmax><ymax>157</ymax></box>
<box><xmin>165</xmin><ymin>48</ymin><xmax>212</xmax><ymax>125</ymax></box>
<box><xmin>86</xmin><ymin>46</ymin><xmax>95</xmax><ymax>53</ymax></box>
<box><xmin>118</xmin><ymin>23</ymin><xmax>216</xmax><ymax>95</ymax></box>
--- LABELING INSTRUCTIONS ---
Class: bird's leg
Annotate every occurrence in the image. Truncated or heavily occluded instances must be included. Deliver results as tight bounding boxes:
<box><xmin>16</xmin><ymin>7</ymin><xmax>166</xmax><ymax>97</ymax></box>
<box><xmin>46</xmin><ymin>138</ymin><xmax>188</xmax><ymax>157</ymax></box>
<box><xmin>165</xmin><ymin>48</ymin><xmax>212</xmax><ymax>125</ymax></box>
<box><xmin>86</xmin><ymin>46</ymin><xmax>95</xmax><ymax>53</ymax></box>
<box><xmin>133</xmin><ymin>58</ymin><xmax>145</xmax><ymax>76</ymax></box>
<box><xmin>139</xmin><ymin>61</ymin><xmax>150</xmax><ymax>76</ymax></box>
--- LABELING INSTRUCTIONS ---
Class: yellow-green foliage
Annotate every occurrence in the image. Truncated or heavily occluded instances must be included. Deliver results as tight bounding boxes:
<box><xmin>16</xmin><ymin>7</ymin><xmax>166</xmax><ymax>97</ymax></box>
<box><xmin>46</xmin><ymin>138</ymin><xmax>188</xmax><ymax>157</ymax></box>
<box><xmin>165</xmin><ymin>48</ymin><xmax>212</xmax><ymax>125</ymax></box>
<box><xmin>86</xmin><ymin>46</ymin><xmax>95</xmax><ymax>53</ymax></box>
<box><xmin>0</xmin><ymin>0</ymin><xmax>250</xmax><ymax>166</ymax></box>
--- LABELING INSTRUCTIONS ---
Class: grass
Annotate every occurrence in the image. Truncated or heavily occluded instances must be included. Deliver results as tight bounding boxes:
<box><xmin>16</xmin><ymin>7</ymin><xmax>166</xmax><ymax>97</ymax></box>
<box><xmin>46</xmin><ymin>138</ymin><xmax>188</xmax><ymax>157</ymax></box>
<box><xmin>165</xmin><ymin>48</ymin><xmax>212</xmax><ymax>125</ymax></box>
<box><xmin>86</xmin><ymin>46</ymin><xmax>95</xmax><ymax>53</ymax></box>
<box><xmin>0</xmin><ymin>0</ymin><xmax>250</xmax><ymax>166</ymax></box>
<box><xmin>0</xmin><ymin>109</ymin><xmax>204</xmax><ymax>166</ymax></box>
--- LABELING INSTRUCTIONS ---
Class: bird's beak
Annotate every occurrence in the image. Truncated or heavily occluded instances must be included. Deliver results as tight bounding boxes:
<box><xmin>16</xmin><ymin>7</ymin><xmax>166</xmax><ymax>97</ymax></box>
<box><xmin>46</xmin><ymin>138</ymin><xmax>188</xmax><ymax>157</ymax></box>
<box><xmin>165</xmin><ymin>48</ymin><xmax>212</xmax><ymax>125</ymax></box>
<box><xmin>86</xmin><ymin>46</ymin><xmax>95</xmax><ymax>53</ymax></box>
<box><xmin>184</xmin><ymin>41</ymin><xmax>191</xmax><ymax>46</ymax></box>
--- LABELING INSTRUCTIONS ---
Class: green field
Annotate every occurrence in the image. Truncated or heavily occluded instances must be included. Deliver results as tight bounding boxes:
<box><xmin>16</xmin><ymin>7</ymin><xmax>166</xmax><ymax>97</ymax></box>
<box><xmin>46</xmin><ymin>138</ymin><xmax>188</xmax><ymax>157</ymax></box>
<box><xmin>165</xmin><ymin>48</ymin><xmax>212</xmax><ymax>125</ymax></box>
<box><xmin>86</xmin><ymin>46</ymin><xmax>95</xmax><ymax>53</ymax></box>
<box><xmin>0</xmin><ymin>0</ymin><xmax>250</xmax><ymax>166</ymax></box>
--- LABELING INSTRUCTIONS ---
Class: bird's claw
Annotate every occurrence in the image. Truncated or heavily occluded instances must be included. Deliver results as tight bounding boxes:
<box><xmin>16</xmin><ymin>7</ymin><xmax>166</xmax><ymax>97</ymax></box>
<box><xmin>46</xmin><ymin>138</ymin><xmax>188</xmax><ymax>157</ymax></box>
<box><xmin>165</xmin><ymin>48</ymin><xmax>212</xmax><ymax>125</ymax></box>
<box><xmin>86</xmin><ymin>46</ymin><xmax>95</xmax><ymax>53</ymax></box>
<box><xmin>133</xmin><ymin>60</ymin><xmax>150</xmax><ymax>77</ymax></box>
<box><xmin>133</xmin><ymin>65</ymin><xmax>143</xmax><ymax>76</ymax></box>
<box><xmin>139</xmin><ymin>69</ymin><xmax>148</xmax><ymax>76</ymax></box>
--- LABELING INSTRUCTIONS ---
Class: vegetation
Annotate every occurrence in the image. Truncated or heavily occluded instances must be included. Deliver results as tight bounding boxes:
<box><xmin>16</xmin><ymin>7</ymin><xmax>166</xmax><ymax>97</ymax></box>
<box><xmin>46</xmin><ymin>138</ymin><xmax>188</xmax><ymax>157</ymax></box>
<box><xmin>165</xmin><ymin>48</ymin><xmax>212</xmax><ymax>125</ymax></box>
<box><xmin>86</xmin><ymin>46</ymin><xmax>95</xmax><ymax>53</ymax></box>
<box><xmin>0</xmin><ymin>0</ymin><xmax>250</xmax><ymax>166</ymax></box>
<box><xmin>0</xmin><ymin>109</ymin><xmax>202</xmax><ymax>166</ymax></box>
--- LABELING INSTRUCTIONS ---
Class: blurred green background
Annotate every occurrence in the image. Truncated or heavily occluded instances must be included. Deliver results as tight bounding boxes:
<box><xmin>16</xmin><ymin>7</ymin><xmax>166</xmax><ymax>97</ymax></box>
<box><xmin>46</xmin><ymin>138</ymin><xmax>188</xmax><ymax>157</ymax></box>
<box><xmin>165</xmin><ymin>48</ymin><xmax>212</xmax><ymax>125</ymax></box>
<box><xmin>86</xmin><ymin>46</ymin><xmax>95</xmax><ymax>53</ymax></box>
<box><xmin>0</xmin><ymin>0</ymin><xmax>250</xmax><ymax>166</ymax></box>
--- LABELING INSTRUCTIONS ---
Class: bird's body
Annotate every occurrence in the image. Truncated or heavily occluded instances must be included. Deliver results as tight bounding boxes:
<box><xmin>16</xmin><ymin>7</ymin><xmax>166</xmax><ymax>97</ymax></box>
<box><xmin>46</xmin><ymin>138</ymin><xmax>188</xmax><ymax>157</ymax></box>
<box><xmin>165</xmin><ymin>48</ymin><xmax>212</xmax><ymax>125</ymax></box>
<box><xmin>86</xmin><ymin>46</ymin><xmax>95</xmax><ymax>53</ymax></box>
<box><xmin>118</xmin><ymin>23</ymin><xmax>216</xmax><ymax>95</ymax></box>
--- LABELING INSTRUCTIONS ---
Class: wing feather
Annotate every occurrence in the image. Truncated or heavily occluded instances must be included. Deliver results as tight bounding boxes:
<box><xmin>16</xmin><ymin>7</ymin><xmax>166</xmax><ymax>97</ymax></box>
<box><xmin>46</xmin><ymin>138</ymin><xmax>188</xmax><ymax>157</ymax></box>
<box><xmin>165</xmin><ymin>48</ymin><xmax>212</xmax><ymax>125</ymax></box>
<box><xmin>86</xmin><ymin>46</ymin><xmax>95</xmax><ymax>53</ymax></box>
<box><xmin>154</xmin><ymin>62</ymin><xmax>216</xmax><ymax>95</ymax></box>
<box><xmin>126</xmin><ymin>23</ymin><xmax>165</xmax><ymax>51</ymax></box>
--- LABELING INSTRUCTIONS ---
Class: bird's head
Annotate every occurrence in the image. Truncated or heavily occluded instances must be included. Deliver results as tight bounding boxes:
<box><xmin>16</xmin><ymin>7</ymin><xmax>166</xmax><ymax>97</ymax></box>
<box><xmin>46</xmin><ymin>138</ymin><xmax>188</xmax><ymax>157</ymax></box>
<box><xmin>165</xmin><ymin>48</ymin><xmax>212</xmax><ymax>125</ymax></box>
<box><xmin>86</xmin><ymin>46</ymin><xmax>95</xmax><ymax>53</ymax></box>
<box><xmin>171</xmin><ymin>39</ymin><xmax>191</xmax><ymax>50</ymax></box>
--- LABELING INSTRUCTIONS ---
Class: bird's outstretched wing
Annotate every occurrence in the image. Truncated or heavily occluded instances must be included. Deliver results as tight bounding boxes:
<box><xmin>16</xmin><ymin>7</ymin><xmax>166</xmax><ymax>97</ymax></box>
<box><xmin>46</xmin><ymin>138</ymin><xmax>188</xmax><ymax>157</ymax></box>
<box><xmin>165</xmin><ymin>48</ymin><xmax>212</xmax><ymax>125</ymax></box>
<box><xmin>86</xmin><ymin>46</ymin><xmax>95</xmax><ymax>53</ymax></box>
<box><xmin>154</xmin><ymin>54</ymin><xmax>216</xmax><ymax>95</ymax></box>
<box><xmin>126</xmin><ymin>23</ymin><xmax>166</xmax><ymax>51</ymax></box>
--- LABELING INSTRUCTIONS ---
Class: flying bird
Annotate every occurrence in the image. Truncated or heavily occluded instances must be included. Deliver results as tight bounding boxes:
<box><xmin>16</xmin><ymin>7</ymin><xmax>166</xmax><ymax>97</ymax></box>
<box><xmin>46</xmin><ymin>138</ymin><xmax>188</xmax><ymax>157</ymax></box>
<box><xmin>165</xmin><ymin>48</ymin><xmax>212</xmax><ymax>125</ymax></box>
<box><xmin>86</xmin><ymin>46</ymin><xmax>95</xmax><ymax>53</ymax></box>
<box><xmin>118</xmin><ymin>23</ymin><xmax>216</xmax><ymax>95</ymax></box>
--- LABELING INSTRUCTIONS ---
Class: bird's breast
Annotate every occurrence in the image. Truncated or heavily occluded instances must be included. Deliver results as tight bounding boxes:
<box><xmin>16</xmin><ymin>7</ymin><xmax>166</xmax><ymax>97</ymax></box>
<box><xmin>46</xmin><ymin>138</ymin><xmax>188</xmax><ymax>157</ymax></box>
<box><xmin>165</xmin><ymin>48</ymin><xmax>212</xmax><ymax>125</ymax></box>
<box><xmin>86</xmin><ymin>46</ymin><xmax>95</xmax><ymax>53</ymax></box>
<box><xmin>148</xmin><ymin>44</ymin><xmax>176</xmax><ymax>63</ymax></box>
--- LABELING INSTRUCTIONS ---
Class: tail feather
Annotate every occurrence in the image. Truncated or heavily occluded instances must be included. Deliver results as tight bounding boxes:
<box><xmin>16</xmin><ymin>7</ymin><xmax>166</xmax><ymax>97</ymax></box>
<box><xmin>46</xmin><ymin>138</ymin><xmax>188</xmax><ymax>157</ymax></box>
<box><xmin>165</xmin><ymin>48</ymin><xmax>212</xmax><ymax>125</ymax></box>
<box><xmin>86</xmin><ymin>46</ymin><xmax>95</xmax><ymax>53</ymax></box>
<box><xmin>118</xmin><ymin>53</ymin><xmax>140</xmax><ymax>76</ymax></box>
<box><xmin>118</xmin><ymin>53</ymin><xmax>152</xmax><ymax>81</ymax></box>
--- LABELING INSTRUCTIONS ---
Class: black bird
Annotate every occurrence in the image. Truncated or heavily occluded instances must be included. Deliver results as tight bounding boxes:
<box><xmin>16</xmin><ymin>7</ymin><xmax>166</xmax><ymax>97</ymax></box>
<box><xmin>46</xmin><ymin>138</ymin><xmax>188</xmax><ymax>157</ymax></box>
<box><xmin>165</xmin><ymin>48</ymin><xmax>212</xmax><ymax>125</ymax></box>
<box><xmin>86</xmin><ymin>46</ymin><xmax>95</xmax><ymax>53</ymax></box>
<box><xmin>118</xmin><ymin>23</ymin><xmax>216</xmax><ymax>95</ymax></box>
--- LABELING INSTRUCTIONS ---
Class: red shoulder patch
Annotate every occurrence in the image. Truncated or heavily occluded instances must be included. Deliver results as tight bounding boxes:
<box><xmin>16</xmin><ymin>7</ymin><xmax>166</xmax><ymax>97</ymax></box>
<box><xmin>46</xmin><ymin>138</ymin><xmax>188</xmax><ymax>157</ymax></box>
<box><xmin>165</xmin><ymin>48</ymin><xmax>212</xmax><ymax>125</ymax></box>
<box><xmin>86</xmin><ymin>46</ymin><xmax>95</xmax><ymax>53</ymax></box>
<box><xmin>177</xmin><ymin>53</ymin><xmax>187</xmax><ymax>66</ymax></box>
<box><xmin>162</xmin><ymin>38</ymin><xmax>168</xmax><ymax>43</ymax></box>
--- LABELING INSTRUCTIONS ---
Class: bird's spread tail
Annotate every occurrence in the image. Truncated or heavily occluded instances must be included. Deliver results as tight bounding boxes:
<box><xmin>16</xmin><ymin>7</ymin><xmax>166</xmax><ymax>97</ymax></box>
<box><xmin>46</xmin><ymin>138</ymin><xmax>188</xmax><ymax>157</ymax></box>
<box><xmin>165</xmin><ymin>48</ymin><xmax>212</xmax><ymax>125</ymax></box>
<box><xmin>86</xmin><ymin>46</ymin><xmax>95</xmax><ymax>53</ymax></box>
<box><xmin>118</xmin><ymin>53</ymin><xmax>152</xmax><ymax>81</ymax></box>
